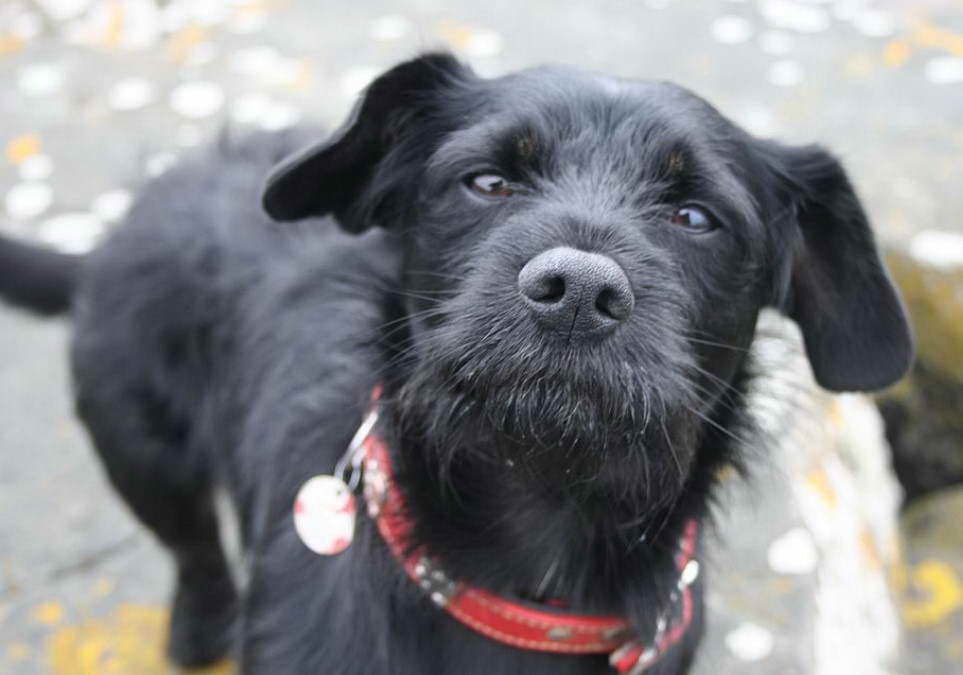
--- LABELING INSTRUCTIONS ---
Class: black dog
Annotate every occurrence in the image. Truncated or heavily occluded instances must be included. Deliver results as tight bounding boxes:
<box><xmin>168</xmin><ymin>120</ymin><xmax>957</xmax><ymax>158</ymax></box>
<box><xmin>0</xmin><ymin>53</ymin><xmax>911</xmax><ymax>674</ymax></box>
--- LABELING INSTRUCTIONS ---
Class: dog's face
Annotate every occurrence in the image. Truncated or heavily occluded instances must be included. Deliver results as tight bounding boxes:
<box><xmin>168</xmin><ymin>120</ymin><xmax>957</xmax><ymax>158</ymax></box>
<box><xmin>263</xmin><ymin>54</ymin><xmax>912</xmax><ymax>505</ymax></box>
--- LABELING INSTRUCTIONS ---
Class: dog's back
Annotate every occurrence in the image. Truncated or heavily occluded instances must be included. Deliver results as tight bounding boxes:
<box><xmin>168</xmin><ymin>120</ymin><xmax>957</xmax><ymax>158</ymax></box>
<box><xmin>0</xmin><ymin>129</ymin><xmax>402</xmax><ymax>667</ymax></box>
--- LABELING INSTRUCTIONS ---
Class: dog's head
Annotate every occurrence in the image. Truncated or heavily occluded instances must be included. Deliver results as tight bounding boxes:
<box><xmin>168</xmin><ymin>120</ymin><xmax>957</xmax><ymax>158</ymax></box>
<box><xmin>263</xmin><ymin>54</ymin><xmax>912</xmax><ymax>506</ymax></box>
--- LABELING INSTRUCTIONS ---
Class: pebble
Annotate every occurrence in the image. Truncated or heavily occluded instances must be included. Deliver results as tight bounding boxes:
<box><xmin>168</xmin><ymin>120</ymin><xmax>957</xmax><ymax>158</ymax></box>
<box><xmin>91</xmin><ymin>189</ymin><xmax>133</xmax><ymax>223</ymax></box>
<box><xmin>19</xmin><ymin>154</ymin><xmax>54</xmax><ymax>181</ymax></box>
<box><xmin>711</xmin><ymin>16</ymin><xmax>754</xmax><ymax>45</ymax></box>
<box><xmin>259</xmin><ymin>102</ymin><xmax>302</xmax><ymax>131</ymax></box>
<box><xmin>37</xmin><ymin>212</ymin><xmax>105</xmax><ymax>254</ymax></box>
<box><xmin>340</xmin><ymin>66</ymin><xmax>380</xmax><ymax>98</ymax></box>
<box><xmin>925</xmin><ymin>56</ymin><xmax>963</xmax><ymax>85</ymax></box>
<box><xmin>371</xmin><ymin>15</ymin><xmax>413</xmax><ymax>42</ymax></box>
<box><xmin>910</xmin><ymin>230</ymin><xmax>963</xmax><ymax>270</ymax></box>
<box><xmin>232</xmin><ymin>94</ymin><xmax>302</xmax><ymax>131</ymax></box>
<box><xmin>768</xmin><ymin>527</ymin><xmax>819</xmax><ymax>575</ymax></box>
<box><xmin>169</xmin><ymin>81</ymin><xmax>225</xmax><ymax>119</ymax></box>
<box><xmin>231</xmin><ymin>93</ymin><xmax>272</xmax><ymax>125</ymax></box>
<box><xmin>738</xmin><ymin>105</ymin><xmax>778</xmax><ymax>137</ymax></box>
<box><xmin>850</xmin><ymin>9</ymin><xmax>897</xmax><ymax>38</ymax></box>
<box><xmin>108</xmin><ymin>77</ymin><xmax>157</xmax><ymax>111</ymax></box>
<box><xmin>145</xmin><ymin>151</ymin><xmax>178</xmax><ymax>177</ymax></box>
<box><xmin>768</xmin><ymin>59</ymin><xmax>805</xmax><ymax>87</ymax></box>
<box><xmin>17</xmin><ymin>63</ymin><xmax>65</xmax><ymax>97</ymax></box>
<box><xmin>5</xmin><ymin>182</ymin><xmax>53</xmax><ymax>220</ymax></box>
<box><xmin>38</xmin><ymin>0</ymin><xmax>91</xmax><ymax>21</ymax></box>
<box><xmin>759</xmin><ymin>0</ymin><xmax>830</xmax><ymax>33</ymax></box>
<box><xmin>463</xmin><ymin>29</ymin><xmax>503</xmax><ymax>58</ymax></box>
<box><xmin>725</xmin><ymin>622</ymin><xmax>775</xmax><ymax>661</ymax></box>
<box><xmin>231</xmin><ymin>45</ymin><xmax>282</xmax><ymax>78</ymax></box>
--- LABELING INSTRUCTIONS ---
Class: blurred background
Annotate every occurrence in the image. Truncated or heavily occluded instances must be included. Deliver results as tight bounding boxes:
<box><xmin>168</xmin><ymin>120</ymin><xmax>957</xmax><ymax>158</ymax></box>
<box><xmin>0</xmin><ymin>1</ymin><xmax>961</xmax><ymax>673</ymax></box>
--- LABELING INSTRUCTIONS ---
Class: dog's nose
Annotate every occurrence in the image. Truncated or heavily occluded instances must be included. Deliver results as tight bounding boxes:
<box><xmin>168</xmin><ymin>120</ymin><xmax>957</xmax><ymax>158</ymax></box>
<box><xmin>518</xmin><ymin>247</ymin><xmax>634</xmax><ymax>337</ymax></box>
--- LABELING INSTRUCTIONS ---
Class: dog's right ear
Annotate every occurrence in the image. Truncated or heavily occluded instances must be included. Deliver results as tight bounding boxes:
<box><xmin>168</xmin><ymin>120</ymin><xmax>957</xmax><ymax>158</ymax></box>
<box><xmin>262</xmin><ymin>52</ymin><xmax>469</xmax><ymax>229</ymax></box>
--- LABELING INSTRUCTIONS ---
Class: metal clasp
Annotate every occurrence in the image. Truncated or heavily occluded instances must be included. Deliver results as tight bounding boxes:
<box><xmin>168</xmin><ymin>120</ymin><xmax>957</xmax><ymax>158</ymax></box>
<box><xmin>334</xmin><ymin>408</ymin><xmax>379</xmax><ymax>492</ymax></box>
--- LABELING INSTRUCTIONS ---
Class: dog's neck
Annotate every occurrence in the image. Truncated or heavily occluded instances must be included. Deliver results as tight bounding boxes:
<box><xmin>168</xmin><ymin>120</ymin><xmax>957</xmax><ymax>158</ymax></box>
<box><xmin>377</xmin><ymin>393</ymin><xmax>717</xmax><ymax>636</ymax></box>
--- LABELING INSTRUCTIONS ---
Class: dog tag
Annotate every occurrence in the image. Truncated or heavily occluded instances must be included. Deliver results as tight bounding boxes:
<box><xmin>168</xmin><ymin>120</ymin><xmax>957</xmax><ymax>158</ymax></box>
<box><xmin>293</xmin><ymin>475</ymin><xmax>357</xmax><ymax>555</ymax></box>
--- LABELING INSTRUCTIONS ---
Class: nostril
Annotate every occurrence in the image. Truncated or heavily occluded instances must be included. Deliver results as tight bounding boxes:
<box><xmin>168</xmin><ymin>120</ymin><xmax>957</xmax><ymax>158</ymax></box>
<box><xmin>528</xmin><ymin>275</ymin><xmax>565</xmax><ymax>303</ymax></box>
<box><xmin>595</xmin><ymin>286</ymin><xmax>633</xmax><ymax>321</ymax></box>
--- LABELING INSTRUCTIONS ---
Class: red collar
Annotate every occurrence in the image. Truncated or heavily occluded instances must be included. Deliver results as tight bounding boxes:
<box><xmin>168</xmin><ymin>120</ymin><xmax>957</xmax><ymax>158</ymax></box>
<box><xmin>358</xmin><ymin>401</ymin><xmax>701</xmax><ymax>674</ymax></box>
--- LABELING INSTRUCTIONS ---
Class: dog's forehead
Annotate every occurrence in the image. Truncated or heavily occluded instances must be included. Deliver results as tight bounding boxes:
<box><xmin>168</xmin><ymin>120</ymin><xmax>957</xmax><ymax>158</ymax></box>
<box><xmin>480</xmin><ymin>66</ymin><xmax>723</xmax><ymax>137</ymax></box>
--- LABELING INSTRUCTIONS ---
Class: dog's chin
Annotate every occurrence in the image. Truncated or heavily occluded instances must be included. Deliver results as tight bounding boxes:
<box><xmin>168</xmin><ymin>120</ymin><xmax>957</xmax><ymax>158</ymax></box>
<box><xmin>397</xmin><ymin>357</ymin><xmax>701</xmax><ymax>506</ymax></box>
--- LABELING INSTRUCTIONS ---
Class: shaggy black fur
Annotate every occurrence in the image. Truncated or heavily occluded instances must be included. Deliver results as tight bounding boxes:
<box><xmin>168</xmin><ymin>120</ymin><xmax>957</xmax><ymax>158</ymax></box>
<box><xmin>0</xmin><ymin>53</ymin><xmax>911</xmax><ymax>674</ymax></box>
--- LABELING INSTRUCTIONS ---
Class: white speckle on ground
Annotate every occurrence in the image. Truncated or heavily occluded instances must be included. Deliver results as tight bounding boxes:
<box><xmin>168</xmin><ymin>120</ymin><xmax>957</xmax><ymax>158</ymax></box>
<box><xmin>108</xmin><ymin>77</ymin><xmax>157</xmax><ymax>111</ymax></box>
<box><xmin>910</xmin><ymin>230</ymin><xmax>963</xmax><ymax>269</ymax></box>
<box><xmin>759</xmin><ymin>0</ymin><xmax>831</xmax><ymax>33</ymax></box>
<box><xmin>768</xmin><ymin>527</ymin><xmax>819</xmax><ymax>575</ymax></box>
<box><xmin>5</xmin><ymin>182</ymin><xmax>54</xmax><ymax>220</ymax></box>
<box><xmin>463</xmin><ymin>29</ymin><xmax>503</xmax><ymax>58</ymax></box>
<box><xmin>725</xmin><ymin>623</ymin><xmax>775</xmax><ymax>661</ymax></box>
<box><xmin>169</xmin><ymin>81</ymin><xmax>225</xmax><ymax>118</ymax></box>
<box><xmin>230</xmin><ymin>45</ymin><xmax>282</xmax><ymax>78</ymax></box>
<box><xmin>736</xmin><ymin>104</ymin><xmax>778</xmax><ymax>136</ymax></box>
<box><xmin>925</xmin><ymin>56</ymin><xmax>963</xmax><ymax>85</ymax></box>
<box><xmin>232</xmin><ymin>93</ymin><xmax>272</xmax><ymax>125</ymax></box>
<box><xmin>768</xmin><ymin>59</ymin><xmax>805</xmax><ymax>86</ymax></box>
<box><xmin>17</xmin><ymin>63</ymin><xmax>65</xmax><ymax>97</ymax></box>
<box><xmin>36</xmin><ymin>212</ymin><xmax>105</xmax><ymax>254</ymax></box>
<box><xmin>229</xmin><ymin>46</ymin><xmax>302</xmax><ymax>87</ymax></box>
<box><xmin>712</xmin><ymin>16</ymin><xmax>754</xmax><ymax>44</ymax></box>
<box><xmin>340</xmin><ymin>66</ymin><xmax>380</xmax><ymax>98</ymax></box>
<box><xmin>371</xmin><ymin>14</ymin><xmax>413</xmax><ymax>42</ymax></box>
<box><xmin>18</xmin><ymin>155</ymin><xmax>54</xmax><ymax>182</ymax></box>
<box><xmin>849</xmin><ymin>8</ymin><xmax>897</xmax><ymax>38</ymax></box>
<box><xmin>35</xmin><ymin>0</ymin><xmax>91</xmax><ymax>21</ymax></box>
<box><xmin>91</xmin><ymin>189</ymin><xmax>133</xmax><ymax>223</ymax></box>
<box><xmin>144</xmin><ymin>151</ymin><xmax>178</xmax><ymax>177</ymax></box>
<box><xmin>259</xmin><ymin>102</ymin><xmax>302</xmax><ymax>131</ymax></box>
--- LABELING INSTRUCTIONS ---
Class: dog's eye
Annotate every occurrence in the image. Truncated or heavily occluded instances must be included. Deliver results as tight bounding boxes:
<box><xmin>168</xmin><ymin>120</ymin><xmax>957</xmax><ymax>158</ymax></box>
<box><xmin>468</xmin><ymin>174</ymin><xmax>514</xmax><ymax>198</ymax></box>
<box><xmin>670</xmin><ymin>206</ymin><xmax>716</xmax><ymax>233</ymax></box>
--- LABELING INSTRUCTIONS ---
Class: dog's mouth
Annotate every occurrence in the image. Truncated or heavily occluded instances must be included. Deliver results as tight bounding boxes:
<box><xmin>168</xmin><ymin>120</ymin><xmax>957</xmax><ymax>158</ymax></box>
<box><xmin>393</xmin><ymin>319</ymin><xmax>704</xmax><ymax>501</ymax></box>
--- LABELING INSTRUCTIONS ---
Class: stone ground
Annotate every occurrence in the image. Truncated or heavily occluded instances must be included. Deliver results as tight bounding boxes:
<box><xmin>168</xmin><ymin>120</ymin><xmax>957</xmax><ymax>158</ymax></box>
<box><xmin>1</xmin><ymin>0</ymin><xmax>961</xmax><ymax>673</ymax></box>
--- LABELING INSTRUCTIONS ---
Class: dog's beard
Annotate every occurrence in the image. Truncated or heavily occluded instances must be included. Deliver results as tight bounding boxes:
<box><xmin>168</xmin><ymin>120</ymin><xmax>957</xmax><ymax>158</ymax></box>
<box><xmin>395</xmin><ymin>322</ymin><xmax>703</xmax><ymax>508</ymax></box>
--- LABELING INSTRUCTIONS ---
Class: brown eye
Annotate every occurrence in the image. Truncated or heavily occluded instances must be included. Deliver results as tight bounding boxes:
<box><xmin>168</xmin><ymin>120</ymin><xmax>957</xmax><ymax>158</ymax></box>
<box><xmin>468</xmin><ymin>173</ymin><xmax>513</xmax><ymax>197</ymax></box>
<box><xmin>670</xmin><ymin>206</ymin><xmax>715</xmax><ymax>233</ymax></box>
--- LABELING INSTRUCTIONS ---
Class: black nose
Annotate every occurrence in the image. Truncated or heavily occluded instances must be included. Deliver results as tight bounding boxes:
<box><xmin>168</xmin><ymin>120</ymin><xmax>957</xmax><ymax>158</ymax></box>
<box><xmin>518</xmin><ymin>247</ymin><xmax>634</xmax><ymax>337</ymax></box>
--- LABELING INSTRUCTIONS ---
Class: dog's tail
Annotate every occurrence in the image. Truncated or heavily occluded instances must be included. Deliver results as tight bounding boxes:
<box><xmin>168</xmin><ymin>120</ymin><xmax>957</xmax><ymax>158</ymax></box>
<box><xmin>0</xmin><ymin>233</ymin><xmax>83</xmax><ymax>316</ymax></box>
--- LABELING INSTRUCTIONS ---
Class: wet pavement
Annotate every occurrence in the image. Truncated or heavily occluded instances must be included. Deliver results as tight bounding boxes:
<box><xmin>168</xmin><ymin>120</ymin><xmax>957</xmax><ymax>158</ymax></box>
<box><xmin>1</xmin><ymin>1</ymin><xmax>962</xmax><ymax>673</ymax></box>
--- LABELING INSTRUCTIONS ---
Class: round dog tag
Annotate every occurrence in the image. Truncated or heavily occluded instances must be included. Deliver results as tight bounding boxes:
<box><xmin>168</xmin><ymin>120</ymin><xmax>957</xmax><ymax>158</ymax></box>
<box><xmin>293</xmin><ymin>475</ymin><xmax>357</xmax><ymax>555</ymax></box>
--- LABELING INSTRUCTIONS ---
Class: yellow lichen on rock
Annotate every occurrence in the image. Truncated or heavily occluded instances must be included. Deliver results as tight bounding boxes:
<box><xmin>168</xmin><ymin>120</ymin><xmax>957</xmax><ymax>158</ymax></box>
<box><xmin>48</xmin><ymin>604</ymin><xmax>234</xmax><ymax>675</ymax></box>
<box><xmin>886</xmin><ymin>248</ymin><xmax>963</xmax><ymax>382</ymax></box>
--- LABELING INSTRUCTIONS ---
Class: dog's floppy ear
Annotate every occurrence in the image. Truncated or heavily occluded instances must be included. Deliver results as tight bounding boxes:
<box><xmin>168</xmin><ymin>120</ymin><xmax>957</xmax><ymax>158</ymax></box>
<box><xmin>766</xmin><ymin>143</ymin><xmax>913</xmax><ymax>391</ymax></box>
<box><xmin>262</xmin><ymin>52</ymin><xmax>469</xmax><ymax>229</ymax></box>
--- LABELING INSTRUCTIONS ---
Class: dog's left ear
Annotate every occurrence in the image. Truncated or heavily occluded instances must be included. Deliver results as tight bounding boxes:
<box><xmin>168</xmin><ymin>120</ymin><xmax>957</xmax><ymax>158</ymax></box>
<box><xmin>262</xmin><ymin>52</ymin><xmax>470</xmax><ymax>229</ymax></box>
<box><xmin>764</xmin><ymin>142</ymin><xmax>913</xmax><ymax>392</ymax></box>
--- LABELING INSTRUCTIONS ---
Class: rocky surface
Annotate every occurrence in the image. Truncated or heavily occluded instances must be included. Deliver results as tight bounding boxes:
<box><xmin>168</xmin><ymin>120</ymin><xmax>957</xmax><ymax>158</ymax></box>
<box><xmin>1</xmin><ymin>1</ymin><xmax>961</xmax><ymax>673</ymax></box>
<box><xmin>879</xmin><ymin>242</ymin><xmax>963</xmax><ymax>501</ymax></box>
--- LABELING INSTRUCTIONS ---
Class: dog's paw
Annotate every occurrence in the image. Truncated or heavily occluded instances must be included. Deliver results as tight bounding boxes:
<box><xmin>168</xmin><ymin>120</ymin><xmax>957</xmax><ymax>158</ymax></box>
<box><xmin>167</xmin><ymin>578</ymin><xmax>237</xmax><ymax>668</ymax></box>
